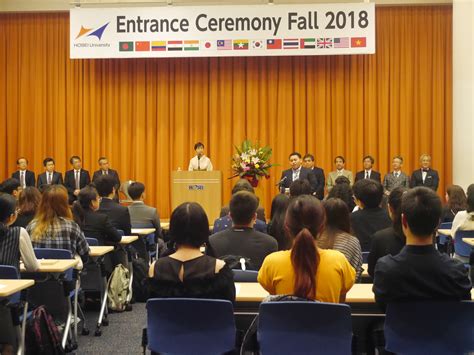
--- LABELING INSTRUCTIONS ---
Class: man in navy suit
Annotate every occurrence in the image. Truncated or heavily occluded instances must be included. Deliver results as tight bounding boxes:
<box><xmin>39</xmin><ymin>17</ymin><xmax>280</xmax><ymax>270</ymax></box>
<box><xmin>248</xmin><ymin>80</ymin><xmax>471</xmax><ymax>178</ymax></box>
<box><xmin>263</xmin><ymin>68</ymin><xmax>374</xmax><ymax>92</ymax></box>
<box><xmin>37</xmin><ymin>157</ymin><xmax>63</xmax><ymax>192</ymax></box>
<box><xmin>64</xmin><ymin>156</ymin><xmax>91</xmax><ymax>204</ymax></box>
<box><xmin>92</xmin><ymin>157</ymin><xmax>121</xmax><ymax>201</ymax></box>
<box><xmin>303</xmin><ymin>153</ymin><xmax>325</xmax><ymax>200</ymax></box>
<box><xmin>279</xmin><ymin>152</ymin><xmax>317</xmax><ymax>194</ymax></box>
<box><xmin>410</xmin><ymin>154</ymin><xmax>439</xmax><ymax>191</ymax></box>
<box><xmin>355</xmin><ymin>155</ymin><xmax>381</xmax><ymax>183</ymax></box>
<box><xmin>11</xmin><ymin>157</ymin><xmax>35</xmax><ymax>188</ymax></box>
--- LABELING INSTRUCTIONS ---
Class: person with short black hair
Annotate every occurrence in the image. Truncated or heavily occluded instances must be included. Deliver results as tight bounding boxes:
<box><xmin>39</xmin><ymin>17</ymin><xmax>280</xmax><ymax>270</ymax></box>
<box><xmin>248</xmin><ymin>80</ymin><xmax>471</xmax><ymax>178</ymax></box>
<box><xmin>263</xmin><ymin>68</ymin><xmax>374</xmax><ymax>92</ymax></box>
<box><xmin>327</xmin><ymin>156</ymin><xmax>353</xmax><ymax>192</ymax></box>
<box><xmin>373</xmin><ymin>187</ymin><xmax>471</xmax><ymax>306</ymax></box>
<box><xmin>410</xmin><ymin>154</ymin><xmax>439</xmax><ymax>191</ymax></box>
<box><xmin>355</xmin><ymin>155</ymin><xmax>381</xmax><ymax>183</ymax></box>
<box><xmin>64</xmin><ymin>156</ymin><xmax>91</xmax><ymax>204</ymax></box>
<box><xmin>382</xmin><ymin>155</ymin><xmax>410</xmax><ymax>195</ymax></box>
<box><xmin>37</xmin><ymin>157</ymin><xmax>63</xmax><ymax>191</ymax></box>
<box><xmin>302</xmin><ymin>154</ymin><xmax>325</xmax><ymax>200</ymax></box>
<box><xmin>11</xmin><ymin>157</ymin><xmax>35</xmax><ymax>188</ymax></box>
<box><xmin>350</xmin><ymin>179</ymin><xmax>391</xmax><ymax>251</ymax></box>
<box><xmin>0</xmin><ymin>178</ymin><xmax>22</xmax><ymax>198</ymax></box>
<box><xmin>148</xmin><ymin>202</ymin><xmax>235</xmax><ymax>302</ymax></box>
<box><xmin>188</xmin><ymin>142</ymin><xmax>213</xmax><ymax>171</ymax></box>
<box><xmin>95</xmin><ymin>175</ymin><xmax>132</xmax><ymax>236</ymax></box>
<box><xmin>92</xmin><ymin>157</ymin><xmax>121</xmax><ymax>200</ymax></box>
<box><xmin>289</xmin><ymin>179</ymin><xmax>312</xmax><ymax>198</ymax></box>
<box><xmin>209</xmin><ymin>191</ymin><xmax>277</xmax><ymax>270</ymax></box>
<box><xmin>279</xmin><ymin>152</ymin><xmax>317</xmax><ymax>194</ymax></box>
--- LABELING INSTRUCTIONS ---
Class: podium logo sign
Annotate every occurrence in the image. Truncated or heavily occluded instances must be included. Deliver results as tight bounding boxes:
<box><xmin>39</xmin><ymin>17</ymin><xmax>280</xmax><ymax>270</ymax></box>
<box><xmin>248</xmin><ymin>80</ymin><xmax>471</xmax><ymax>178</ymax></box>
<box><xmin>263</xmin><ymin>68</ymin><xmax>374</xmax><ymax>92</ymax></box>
<box><xmin>188</xmin><ymin>185</ymin><xmax>205</xmax><ymax>191</ymax></box>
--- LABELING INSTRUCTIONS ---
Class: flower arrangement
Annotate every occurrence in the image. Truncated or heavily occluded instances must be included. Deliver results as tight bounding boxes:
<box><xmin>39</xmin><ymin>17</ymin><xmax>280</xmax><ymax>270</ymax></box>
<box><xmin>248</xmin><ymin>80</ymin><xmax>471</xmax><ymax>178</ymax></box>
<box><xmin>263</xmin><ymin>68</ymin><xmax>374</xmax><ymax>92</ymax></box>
<box><xmin>230</xmin><ymin>140</ymin><xmax>276</xmax><ymax>187</ymax></box>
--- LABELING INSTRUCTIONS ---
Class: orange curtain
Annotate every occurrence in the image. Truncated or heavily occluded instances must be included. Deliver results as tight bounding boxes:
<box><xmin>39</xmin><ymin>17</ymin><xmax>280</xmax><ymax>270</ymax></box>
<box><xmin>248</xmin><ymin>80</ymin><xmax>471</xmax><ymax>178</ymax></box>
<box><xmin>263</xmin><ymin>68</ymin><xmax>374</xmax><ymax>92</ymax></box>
<box><xmin>0</xmin><ymin>6</ymin><xmax>452</xmax><ymax>218</ymax></box>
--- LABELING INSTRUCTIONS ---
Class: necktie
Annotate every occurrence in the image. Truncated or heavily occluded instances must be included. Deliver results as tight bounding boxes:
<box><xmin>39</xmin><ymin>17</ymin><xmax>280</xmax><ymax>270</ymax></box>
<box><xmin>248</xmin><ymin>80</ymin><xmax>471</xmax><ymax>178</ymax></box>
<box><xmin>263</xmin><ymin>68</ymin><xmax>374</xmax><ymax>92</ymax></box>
<box><xmin>75</xmin><ymin>171</ymin><xmax>80</xmax><ymax>189</ymax></box>
<box><xmin>20</xmin><ymin>172</ymin><xmax>25</xmax><ymax>187</ymax></box>
<box><xmin>365</xmin><ymin>171</ymin><xmax>369</xmax><ymax>179</ymax></box>
<box><xmin>47</xmin><ymin>173</ymin><xmax>52</xmax><ymax>184</ymax></box>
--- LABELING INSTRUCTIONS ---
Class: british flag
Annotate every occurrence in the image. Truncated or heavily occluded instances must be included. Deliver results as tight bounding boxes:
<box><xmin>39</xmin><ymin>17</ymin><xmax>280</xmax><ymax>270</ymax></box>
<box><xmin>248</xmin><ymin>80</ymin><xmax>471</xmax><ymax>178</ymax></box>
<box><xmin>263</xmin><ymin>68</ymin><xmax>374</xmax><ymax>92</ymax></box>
<box><xmin>317</xmin><ymin>38</ymin><xmax>333</xmax><ymax>49</ymax></box>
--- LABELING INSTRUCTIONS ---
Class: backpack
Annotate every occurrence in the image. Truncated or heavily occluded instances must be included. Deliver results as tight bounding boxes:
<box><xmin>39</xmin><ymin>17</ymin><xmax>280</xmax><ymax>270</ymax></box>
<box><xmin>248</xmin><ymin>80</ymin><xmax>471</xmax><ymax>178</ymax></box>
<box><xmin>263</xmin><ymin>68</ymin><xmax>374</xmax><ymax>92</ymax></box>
<box><xmin>132</xmin><ymin>258</ymin><xmax>150</xmax><ymax>303</ymax></box>
<box><xmin>25</xmin><ymin>306</ymin><xmax>65</xmax><ymax>355</ymax></box>
<box><xmin>107</xmin><ymin>264</ymin><xmax>130</xmax><ymax>311</ymax></box>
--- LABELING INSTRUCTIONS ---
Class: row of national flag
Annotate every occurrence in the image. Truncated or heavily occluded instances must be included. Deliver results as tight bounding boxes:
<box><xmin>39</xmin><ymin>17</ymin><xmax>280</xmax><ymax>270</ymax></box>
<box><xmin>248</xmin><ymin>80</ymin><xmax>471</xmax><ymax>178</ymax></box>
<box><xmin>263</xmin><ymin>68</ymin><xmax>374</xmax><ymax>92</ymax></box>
<box><xmin>119</xmin><ymin>37</ymin><xmax>367</xmax><ymax>52</ymax></box>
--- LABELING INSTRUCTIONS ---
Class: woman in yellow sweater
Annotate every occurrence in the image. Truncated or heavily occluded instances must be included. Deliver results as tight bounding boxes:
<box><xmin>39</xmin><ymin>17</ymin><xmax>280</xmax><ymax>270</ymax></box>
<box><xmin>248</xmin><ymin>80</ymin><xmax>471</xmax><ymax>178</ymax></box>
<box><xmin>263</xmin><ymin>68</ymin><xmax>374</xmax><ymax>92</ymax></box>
<box><xmin>258</xmin><ymin>195</ymin><xmax>356</xmax><ymax>303</ymax></box>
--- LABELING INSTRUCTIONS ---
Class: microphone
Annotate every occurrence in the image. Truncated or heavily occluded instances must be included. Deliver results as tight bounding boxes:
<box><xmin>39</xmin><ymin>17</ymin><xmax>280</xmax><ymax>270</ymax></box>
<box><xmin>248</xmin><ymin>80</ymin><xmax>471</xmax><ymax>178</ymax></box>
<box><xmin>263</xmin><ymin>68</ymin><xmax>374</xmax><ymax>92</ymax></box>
<box><xmin>275</xmin><ymin>176</ymin><xmax>287</xmax><ymax>186</ymax></box>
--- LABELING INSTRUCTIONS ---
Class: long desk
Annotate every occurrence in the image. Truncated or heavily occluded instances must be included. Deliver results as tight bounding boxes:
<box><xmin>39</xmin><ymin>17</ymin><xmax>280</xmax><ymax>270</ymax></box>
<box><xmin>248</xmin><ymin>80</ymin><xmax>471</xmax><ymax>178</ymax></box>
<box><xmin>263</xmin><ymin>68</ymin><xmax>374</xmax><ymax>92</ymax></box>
<box><xmin>131</xmin><ymin>228</ymin><xmax>156</xmax><ymax>235</ymax></box>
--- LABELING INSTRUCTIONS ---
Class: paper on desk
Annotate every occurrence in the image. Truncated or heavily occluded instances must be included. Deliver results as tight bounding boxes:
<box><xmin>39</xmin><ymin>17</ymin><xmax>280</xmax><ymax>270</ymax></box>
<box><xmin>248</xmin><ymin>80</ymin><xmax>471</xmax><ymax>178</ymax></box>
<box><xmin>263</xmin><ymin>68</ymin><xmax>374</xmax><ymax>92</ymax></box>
<box><xmin>235</xmin><ymin>284</ymin><xmax>241</xmax><ymax>295</ymax></box>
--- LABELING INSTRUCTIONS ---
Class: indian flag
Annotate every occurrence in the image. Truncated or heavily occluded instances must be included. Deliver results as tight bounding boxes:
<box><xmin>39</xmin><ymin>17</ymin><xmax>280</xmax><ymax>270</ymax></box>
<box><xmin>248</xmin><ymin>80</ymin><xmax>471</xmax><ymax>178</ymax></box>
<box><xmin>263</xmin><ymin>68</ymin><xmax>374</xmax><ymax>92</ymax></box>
<box><xmin>184</xmin><ymin>40</ymin><xmax>199</xmax><ymax>51</ymax></box>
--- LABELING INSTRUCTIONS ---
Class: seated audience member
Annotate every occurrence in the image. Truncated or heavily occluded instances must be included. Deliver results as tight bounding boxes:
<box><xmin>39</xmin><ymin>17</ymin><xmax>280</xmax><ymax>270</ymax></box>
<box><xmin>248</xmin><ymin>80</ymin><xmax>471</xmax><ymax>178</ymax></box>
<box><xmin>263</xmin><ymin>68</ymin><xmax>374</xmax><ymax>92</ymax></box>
<box><xmin>37</xmin><ymin>157</ymin><xmax>63</xmax><ymax>192</ymax></box>
<box><xmin>27</xmin><ymin>185</ymin><xmax>90</xmax><ymax>269</ymax></box>
<box><xmin>355</xmin><ymin>155</ymin><xmax>381</xmax><ymax>183</ymax></box>
<box><xmin>209</xmin><ymin>191</ymin><xmax>277</xmax><ymax>270</ymax></box>
<box><xmin>148</xmin><ymin>202</ymin><xmax>235</xmax><ymax>302</ymax></box>
<box><xmin>289</xmin><ymin>179</ymin><xmax>312</xmax><ymax>198</ymax></box>
<box><xmin>318</xmin><ymin>198</ymin><xmax>363</xmax><ymax>280</ymax></box>
<box><xmin>373</xmin><ymin>187</ymin><xmax>471</xmax><ymax>306</ymax></box>
<box><xmin>327</xmin><ymin>176</ymin><xmax>356</xmax><ymax>211</ymax></box>
<box><xmin>64</xmin><ymin>155</ymin><xmax>91</xmax><ymax>204</ymax></box>
<box><xmin>279</xmin><ymin>152</ymin><xmax>317</xmax><ymax>194</ymax></box>
<box><xmin>11</xmin><ymin>157</ymin><xmax>35</xmax><ymax>188</ymax></box>
<box><xmin>451</xmin><ymin>184</ymin><xmax>474</xmax><ymax>262</ymax></box>
<box><xmin>258</xmin><ymin>195</ymin><xmax>355</xmax><ymax>302</ymax></box>
<box><xmin>12</xmin><ymin>187</ymin><xmax>41</xmax><ymax>228</ymax></box>
<box><xmin>0</xmin><ymin>194</ymin><xmax>39</xmax><ymax>271</ymax></box>
<box><xmin>267</xmin><ymin>194</ymin><xmax>290</xmax><ymax>250</ymax></box>
<box><xmin>382</xmin><ymin>155</ymin><xmax>410</xmax><ymax>195</ymax></box>
<box><xmin>213</xmin><ymin>179</ymin><xmax>266</xmax><ymax>233</ymax></box>
<box><xmin>351</xmin><ymin>179</ymin><xmax>391</xmax><ymax>252</ymax></box>
<box><xmin>302</xmin><ymin>153</ymin><xmax>325</xmax><ymax>200</ymax></box>
<box><xmin>327</xmin><ymin>156</ymin><xmax>353</xmax><ymax>192</ymax></box>
<box><xmin>441</xmin><ymin>185</ymin><xmax>467</xmax><ymax>223</ymax></box>
<box><xmin>0</xmin><ymin>178</ymin><xmax>22</xmax><ymax>199</ymax></box>
<box><xmin>368</xmin><ymin>187</ymin><xmax>407</xmax><ymax>277</ymax></box>
<box><xmin>410</xmin><ymin>154</ymin><xmax>439</xmax><ymax>191</ymax></box>
<box><xmin>219</xmin><ymin>179</ymin><xmax>266</xmax><ymax>222</ymax></box>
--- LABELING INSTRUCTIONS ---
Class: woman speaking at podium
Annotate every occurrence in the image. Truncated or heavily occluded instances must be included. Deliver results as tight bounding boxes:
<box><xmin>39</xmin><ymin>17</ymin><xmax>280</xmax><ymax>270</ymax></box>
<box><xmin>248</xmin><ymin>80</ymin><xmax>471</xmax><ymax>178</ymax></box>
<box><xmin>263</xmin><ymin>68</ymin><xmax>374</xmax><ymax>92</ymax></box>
<box><xmin>188</xmin><ymin>142</ymin><xmax>213</xmax><ymax>171</ymax></box>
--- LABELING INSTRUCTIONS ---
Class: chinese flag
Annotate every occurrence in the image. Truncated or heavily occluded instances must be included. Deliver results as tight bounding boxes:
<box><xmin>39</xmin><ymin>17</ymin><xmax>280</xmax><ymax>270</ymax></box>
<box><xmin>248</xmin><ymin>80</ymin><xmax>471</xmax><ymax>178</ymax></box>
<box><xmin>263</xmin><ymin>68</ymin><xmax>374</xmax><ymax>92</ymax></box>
<box><xmin>351</xmin><ymin>37</ymin><xmax>366</xmax><ymax>48</ymax></box>
<box><xmin>135</xmin><ymin>41</ymin><xmax>150</xmax><ymax>51</ymax></box>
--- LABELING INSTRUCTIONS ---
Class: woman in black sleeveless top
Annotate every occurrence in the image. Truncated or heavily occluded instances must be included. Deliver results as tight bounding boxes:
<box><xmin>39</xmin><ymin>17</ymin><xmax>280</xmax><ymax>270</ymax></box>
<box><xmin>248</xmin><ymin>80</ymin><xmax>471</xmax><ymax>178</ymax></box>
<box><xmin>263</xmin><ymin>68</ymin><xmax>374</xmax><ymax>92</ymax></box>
<box><xmin>148</xmin><ymin>202</ymin><xmax>235</xmax><ymax>302</ymax></box>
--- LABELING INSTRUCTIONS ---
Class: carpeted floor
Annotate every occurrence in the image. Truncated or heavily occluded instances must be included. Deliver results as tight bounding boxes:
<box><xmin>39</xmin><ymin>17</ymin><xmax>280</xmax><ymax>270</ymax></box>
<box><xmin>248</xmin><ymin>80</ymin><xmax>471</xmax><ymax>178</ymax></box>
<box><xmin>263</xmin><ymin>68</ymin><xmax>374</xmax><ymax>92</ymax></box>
<box><xmin>76</xmin><ymin>302</ymin><xmax>147</xmax><ymax>354</ymax></box>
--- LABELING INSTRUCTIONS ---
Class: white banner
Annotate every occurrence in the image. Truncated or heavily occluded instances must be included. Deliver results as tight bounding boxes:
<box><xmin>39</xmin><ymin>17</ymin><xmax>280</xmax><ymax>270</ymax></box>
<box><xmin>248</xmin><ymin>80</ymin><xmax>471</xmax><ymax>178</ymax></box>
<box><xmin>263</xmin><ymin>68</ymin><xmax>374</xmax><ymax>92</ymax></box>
<box><xmin>70</xmin><ymin>3</ymin><xmax>375</xmax><ymax>59</ymax></box>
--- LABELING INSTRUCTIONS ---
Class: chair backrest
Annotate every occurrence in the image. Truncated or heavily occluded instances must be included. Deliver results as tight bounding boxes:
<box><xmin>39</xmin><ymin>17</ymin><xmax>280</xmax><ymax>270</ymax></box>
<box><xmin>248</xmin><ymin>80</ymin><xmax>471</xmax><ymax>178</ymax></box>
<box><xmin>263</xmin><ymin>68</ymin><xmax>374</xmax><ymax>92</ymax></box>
<box><xmin>454</xmin><ymin>230</ymin><xmax>474</xmax><ymax>258</ymax></box>
<box><xmin>362</xmin><ymin>251</ymin><xmax>369</xmax><ymax>264</ymax></box>
<box><xmin>146</xmin><ymin>298</ymin><xmax>236</xmax><ymax>355</ymax></box>
<box><xmin>85</xmin><ymin>237</ymin><xmax>99</xmax><ymax>246</ymax></box>
<box><xmin>232</xmin><ymin>269</ymin><xmax>258</xmax><ymax>282</ymax></box>
<box><xmin>0</xmin><ymin>265</ymin><xmax>21</xmax><ymax>303</ymax></box>
<box><xmin>439</xmin><ymin>222</ymin><xmax>453</xmax><ymax>229</ymax></box>
<box><xmin>385</xmin><ymin>302</ymin><xmax>474</xmax><ymax>355</ymax></box>
<box><xmin>258</xmin><ymin>301</ymin><xmax>352</xmax><ymax>355</ymax></box>
<box><xmin>117</xmin><ymin>229</ymin><xmax>125</xmax><ymax>237</ymax></box>
<box><xmin>34</xmin><ymin>248</ymin><xmax>74</xmax><ymax>279</ymax></box>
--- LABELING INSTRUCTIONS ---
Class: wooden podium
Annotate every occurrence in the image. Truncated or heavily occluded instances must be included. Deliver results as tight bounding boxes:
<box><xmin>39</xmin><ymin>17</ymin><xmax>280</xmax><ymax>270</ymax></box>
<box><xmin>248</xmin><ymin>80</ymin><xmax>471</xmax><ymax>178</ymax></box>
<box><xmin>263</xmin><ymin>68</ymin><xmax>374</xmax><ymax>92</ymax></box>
<box><xmin>171</xmin><ymin>171</ymin><xmax>222</xmax><ymax>222</ymax></box>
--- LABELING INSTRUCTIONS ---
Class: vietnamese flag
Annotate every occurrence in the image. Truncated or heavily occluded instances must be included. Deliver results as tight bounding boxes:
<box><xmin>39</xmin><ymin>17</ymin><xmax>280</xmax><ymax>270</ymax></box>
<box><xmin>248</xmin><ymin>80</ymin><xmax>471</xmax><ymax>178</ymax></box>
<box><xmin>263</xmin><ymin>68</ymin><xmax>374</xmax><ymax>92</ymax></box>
<box><xmin>351</xmin><ymin>37</ymin><xmax>366</xmax><ymax>48</ymax></box>
<box><xmin>135</xmin><ymin>41</ymin><xmax>150</xmax><ymax>51</ymax></box>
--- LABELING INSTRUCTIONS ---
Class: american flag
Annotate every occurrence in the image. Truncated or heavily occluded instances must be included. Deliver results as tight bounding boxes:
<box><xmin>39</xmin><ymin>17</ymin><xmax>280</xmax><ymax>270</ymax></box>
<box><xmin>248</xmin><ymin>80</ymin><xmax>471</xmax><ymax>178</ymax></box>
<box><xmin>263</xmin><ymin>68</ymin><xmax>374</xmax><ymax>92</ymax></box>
<box><xmin>217</xmin><ymin>40</ymin><xmax>232</xmax><ymax>50</ymax></box>
<box><xmin>317</xmin><ymin>38</ymin><xmax>333</xmax><ymax>49</ymax></box>
<box><xmin>333</xmin><ymin>37</ymin><xmax>349</xmax><ymax>48</ymax></box>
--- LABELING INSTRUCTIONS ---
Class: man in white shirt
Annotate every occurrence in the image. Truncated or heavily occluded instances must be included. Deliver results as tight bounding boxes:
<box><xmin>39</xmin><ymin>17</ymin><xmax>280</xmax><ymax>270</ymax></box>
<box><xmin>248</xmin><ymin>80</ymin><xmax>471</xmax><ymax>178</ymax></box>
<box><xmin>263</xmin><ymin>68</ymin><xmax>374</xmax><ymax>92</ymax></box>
<box><xmin>188</xmin><ymin>142</ymin><xmax>213</xmax><ymax>171</ymax></box>
<box><xmin>11</xmin><ymin>157</ymin><xmax>36</xmax><ymax>188</ymax></box>
<box><xmin>37</xmin><ymin>157</ymin><xmax>63</xmax><ymax>192</ymax></box>
<box><xmin>64</xmin><ymin>156</ymin><xmax>91</xmax><ymax>204</ymax></box>
<box><xmin>355</xmin><ymin>155</ymin><xmax>381</xmax><ymax>183</ymax></box>
<box><xmin>383</xmin><ymin>155</ymin><xmax>410</xmax><ymax>195</ymax></box>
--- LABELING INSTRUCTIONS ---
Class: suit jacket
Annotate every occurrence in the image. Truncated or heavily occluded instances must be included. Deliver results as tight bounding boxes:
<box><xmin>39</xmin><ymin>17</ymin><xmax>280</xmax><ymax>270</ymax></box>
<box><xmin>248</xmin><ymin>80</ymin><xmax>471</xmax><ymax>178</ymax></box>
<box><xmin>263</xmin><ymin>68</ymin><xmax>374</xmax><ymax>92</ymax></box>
<box><xmin>76</xmin><ymin>209</ymin><xmax>122</xmax><ymax>246</ymax></box>
<box><xmin>355</xmin><ymin>170</ymin><xmax>381</xmax><ymax>183</ymax></box>
<box><xmin>280</xmin><ymin>167</ymin><xmax>317</xmax><ymax>193</ymax></box>
<box><xmin>327</xmin><ymin>170</ymin><xmax>354</xmax><ymax>192</ymax></box>
<box><xmin>128</xmin><ymin>201</ymin><xmax>162</xmax><ymax>236</ymax></box>
<box><xmin>382</xmin><ymin>171</ymin><xmax>410</xmax><ymax>193</ymax></box>
<box><xmin>11</xmin><ymin>170</ymin><xmax>36</xmax><ymax>187</ymax></box>
<box><xmin>410</xmin><ymin>169</ymin><xmax>439</xmax><ymax>191</ymax></box>
<box><xmin>92</xmin><ymin>169</ymin><xmax>121</xmax><ymax>188</ymax></box>
<box><xmin>350</xmin><ymin>207</ymin><xmax>392</xmax><ymax>252</ymax></box>
<box><xmin>64</xmin><ymin>169</ymin><xmax>91</xmax><ymax>203</ymax></box>
<box><xmin>98</xmin><ymin>198</ymin><xmax>132</xmax><ymax>236</ymax></box>
<box><xmin>311</xmin><ymin>167</ymin><xmax>325</xmax><ymax>200</ymax></box>
<box><xmin>37</xmin><ymin>172</ymin><xmax>63</xmax><ymax>192</ymax></box>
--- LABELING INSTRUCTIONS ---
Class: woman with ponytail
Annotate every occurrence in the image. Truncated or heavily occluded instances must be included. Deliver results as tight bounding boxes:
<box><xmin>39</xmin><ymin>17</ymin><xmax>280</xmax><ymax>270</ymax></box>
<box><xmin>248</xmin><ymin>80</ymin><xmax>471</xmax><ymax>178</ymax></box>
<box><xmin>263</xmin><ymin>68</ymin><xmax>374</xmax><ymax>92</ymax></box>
<box><xmin>0</xmin><ymin>193</ymin><xmax>39</xmax><ymax>271</ymax></box>
<box><xmin>258</xmin><ymin>195</ymin><xmax>355</xmax><ymax>302</ymax></box>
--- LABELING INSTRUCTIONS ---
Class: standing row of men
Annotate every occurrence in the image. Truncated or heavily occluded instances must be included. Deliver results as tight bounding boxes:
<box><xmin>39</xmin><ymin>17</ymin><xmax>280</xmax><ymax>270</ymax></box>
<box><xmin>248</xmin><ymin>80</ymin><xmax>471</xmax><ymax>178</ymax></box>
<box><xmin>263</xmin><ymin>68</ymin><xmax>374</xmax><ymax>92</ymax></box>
<box><xmin>11</xmin><ymin>156</ymin><xmax>120</xmax><ymax>203</ymax></box>
<box><xmin>280</xmin><ymin>152</ymin><xmax>440</xmax><ymax>198</ymax></box>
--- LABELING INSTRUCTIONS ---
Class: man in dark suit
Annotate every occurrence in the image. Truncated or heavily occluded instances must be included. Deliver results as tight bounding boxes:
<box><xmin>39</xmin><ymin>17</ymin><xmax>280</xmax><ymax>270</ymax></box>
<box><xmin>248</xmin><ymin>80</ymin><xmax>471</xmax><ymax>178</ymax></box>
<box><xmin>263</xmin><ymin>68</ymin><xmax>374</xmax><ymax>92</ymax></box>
<box><xmin>351</xmin><ymin>179</ymin><xmax>391</xmax><ymax>252</ymax></box>
<box><xmin>279</xmin><ymin>152</ymin><xmax>317</xmax><ymax>194</ymax></box>
<box><xmin>410</xmin><ymin>154</ymin><xmax>439</xmax><ymax>191</ymax></box>
<box><xmin>64</xmin><ymin>156</ymin><xmax>91</xmax><ymax>204</ymax></box>
<box><xmin>92</xmin><ymin>157</ymin><xmax>120</xmax><ymax>190</ymax></box>
<box><xmin>11</xmin><ymin>157</ymin><xmax>35</xmax><ymax>188</ymax></box>
<box><xmin>37</xmin><ymin>157</ymin><xmax>63</xmax><ymax>192</ymax></box>
<box><xmin>355</xmin><ymin>155</ymin><xmax>381</xmax><ymax>183</ymax></box>
<box><xmin>303</xmin><ymin>153</ymin><xmax>325</xmax><ymax>200</ymax></box>
<box><xmin>95</xmin><ymin>175</ymin><xmax>131</xmax><ymax>236</ymax></box>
